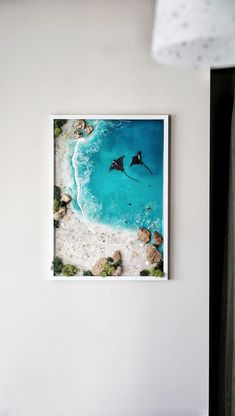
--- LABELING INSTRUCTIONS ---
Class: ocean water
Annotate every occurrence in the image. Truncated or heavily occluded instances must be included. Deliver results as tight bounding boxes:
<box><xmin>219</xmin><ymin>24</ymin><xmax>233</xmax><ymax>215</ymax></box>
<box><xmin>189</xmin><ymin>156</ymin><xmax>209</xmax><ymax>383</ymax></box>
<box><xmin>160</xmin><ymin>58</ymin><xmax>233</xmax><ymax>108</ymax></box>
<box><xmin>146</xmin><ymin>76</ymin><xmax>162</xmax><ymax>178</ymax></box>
<box><xmin>68</xmin><ymin>119</ymin><xmax>164</xmax><ymax>235</ymax></box>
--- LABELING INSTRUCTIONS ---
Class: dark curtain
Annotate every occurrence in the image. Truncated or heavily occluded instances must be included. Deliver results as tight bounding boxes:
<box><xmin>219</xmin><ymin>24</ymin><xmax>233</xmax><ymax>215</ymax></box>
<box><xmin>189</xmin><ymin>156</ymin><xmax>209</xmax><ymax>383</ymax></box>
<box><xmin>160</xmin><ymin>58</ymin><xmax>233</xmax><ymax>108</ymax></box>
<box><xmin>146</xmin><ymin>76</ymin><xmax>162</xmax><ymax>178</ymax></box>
<box><xmin>210</xmin><ymin>69</ymin><xmax>235</xmax><ymax>415</ymax></box>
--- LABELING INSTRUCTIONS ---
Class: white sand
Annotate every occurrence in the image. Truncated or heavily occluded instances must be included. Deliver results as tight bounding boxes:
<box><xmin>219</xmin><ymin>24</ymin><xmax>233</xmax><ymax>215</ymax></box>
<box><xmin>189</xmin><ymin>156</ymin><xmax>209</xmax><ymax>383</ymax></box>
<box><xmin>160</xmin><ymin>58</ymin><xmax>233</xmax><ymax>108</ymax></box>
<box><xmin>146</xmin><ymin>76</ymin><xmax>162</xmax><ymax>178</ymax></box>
<box><xmin>54</xmin><ymin>121</ymin><xmax>149</xmax><ymax>276</ymax></box>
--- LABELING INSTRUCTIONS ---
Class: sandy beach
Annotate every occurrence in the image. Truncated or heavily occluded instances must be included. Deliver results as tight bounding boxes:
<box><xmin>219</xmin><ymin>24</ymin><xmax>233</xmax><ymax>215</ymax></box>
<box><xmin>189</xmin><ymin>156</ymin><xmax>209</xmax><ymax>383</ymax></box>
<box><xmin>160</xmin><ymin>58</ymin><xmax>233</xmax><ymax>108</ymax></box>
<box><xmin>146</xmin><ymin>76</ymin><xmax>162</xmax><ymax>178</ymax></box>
<box><xmin>54</xmin><ymin>123</ymin><xmax>151</xmax><ymax>277</ymax></box>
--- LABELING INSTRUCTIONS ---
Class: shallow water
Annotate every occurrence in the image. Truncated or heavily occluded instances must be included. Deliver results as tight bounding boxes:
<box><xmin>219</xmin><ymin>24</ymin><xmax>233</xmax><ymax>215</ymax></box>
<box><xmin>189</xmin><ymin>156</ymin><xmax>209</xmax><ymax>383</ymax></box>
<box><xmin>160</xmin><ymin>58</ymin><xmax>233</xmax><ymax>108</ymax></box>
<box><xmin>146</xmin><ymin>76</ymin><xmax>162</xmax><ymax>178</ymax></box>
<box><xmin>68</xmin><ymin>119</ymin><xmax>164</xmax><ymax>236</ymax></box>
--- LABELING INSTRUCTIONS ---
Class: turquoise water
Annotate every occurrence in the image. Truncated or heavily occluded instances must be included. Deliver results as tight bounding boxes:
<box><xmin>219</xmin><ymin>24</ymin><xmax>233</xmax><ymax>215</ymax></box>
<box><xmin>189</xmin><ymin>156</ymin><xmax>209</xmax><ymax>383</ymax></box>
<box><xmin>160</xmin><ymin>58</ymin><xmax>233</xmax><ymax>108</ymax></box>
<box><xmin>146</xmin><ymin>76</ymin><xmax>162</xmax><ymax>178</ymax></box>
<box><xmin>68</xmin><ymin>119</ymin><xmax>164</xmax><ymax>235</ymax></box>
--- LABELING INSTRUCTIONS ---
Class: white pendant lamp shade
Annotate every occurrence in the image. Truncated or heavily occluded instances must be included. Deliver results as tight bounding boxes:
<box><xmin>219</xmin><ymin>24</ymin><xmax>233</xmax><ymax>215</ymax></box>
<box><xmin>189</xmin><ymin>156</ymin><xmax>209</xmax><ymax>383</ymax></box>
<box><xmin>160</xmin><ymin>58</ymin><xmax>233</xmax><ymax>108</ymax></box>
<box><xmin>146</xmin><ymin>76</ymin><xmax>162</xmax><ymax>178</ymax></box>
<box><xmin>152</xmin><ymin>0</ymin><xmax>235</xmax><ymax>68</ymax></box>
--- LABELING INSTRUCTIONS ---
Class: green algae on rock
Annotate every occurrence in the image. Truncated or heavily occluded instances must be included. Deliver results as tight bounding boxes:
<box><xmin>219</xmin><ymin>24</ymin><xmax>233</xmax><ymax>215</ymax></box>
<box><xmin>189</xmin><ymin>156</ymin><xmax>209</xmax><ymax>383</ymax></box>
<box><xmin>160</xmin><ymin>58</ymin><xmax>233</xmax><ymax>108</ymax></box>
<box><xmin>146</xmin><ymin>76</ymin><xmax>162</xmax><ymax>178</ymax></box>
<box><xmin>51</xmin><ymin>256</ymin><xmax>64</xmax><ymax>275</ymax></box>
<box><xmin>62</xmin><ymin>264</ymin><xmax>78</xmax><ymax>277</ymax></box>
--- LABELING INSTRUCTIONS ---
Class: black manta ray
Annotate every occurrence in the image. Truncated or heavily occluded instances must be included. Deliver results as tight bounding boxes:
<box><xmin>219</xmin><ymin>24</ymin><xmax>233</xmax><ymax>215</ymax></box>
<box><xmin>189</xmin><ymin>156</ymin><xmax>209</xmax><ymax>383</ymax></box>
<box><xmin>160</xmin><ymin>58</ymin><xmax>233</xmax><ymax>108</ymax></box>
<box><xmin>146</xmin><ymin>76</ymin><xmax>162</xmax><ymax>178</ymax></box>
<box><xmin>130</xmin><ymin>151</ymin><xmax>153</xmax><ymax>175</ymax></box>
<box><xmin>109</xmin><ymin>155</ymin><xmax>138</xmax><ymax>182</ymax></box>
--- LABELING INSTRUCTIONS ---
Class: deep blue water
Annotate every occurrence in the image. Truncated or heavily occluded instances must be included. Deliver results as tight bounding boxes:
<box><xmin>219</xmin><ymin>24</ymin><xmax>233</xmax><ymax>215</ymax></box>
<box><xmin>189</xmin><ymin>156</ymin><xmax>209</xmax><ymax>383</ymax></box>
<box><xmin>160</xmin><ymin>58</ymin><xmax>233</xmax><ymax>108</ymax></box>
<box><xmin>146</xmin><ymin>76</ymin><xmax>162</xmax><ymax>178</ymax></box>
<box><xmin>68</xmin><ymin>119</ymin><xmax>164</xmax><ymax>235</ymax></box>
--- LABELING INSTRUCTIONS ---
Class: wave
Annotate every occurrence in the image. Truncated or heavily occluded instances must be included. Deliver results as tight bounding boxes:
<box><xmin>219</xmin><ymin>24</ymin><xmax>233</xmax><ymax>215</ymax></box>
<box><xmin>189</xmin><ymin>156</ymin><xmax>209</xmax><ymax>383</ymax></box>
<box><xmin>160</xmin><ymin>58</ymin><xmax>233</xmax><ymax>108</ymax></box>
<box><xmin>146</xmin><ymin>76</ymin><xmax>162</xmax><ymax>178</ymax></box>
<box><xmin>71</xmin><ymin>120</ymin><xmax>110</xmax><ymax>228</ymax></box>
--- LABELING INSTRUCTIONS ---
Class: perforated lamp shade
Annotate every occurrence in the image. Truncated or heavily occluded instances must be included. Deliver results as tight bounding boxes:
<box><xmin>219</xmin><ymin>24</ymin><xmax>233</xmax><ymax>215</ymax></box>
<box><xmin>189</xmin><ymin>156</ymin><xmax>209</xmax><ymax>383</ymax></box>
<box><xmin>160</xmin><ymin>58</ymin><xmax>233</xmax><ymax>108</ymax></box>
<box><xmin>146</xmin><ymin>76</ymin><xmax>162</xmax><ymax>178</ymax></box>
<box><xmin>152</xmin><ymin>0</ymin><xmax>235</xmax><ymax>68</ymax></box>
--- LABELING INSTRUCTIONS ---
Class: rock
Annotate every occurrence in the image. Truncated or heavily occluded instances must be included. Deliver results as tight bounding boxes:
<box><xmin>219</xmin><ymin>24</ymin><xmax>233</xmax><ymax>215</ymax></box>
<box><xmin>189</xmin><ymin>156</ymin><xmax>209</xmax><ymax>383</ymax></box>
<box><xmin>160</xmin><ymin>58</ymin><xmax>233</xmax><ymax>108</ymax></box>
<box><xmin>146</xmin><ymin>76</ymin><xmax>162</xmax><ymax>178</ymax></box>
<box><xmin>73</xmin><ymin>131</ymin><xmax>83</xmax><ymax>139</ymax></box>
<box><xmin>53</xmin><ymin>206</ymin><xmax>66</xmax><ymax>221</ymax></box>
<box><xmin>58</xmin><ymin>206</ymin><xmax>66</xmax><ymax>215</ymax></box>
<box><xmin>61</xmin><ymin>194</ymin><xmax>71</xmax><ymax>204</ymax></box>
<box><xmin>146</xmin><ymin>244</ymin><xmax>162</xmax><ymax>264</ymax></box>
<box><xmin>137</xmin><ymin>228</ymin><xmax>151</xmax><ymax>244</ymax></box>
<box><xmin>74</xmin><ymin>119</ymin><xmax>86</xmax><ymax>130</ymax></box>
<box><xmin>153</xmin><ymin>231</ymin><xmax>163</xmax><ymax>247</ymax></box>
<box><xmin>84</xmin><ymin>125</ymin><xmax>93</xmax><ymax>135</ymax></box>
<box><xmin>112</xmin><ymin>250</ymin><xmax>122</xmax><ymax>262</ymax></box>
<box><xmin>112</xmin><ymin>266</ymin><xmax>123</xmax><ymax>276</ymax></box>
<box><xmin>92</xmin><ymin>257</ymin><xmax>108</xmax><ymax>276</ymax></box>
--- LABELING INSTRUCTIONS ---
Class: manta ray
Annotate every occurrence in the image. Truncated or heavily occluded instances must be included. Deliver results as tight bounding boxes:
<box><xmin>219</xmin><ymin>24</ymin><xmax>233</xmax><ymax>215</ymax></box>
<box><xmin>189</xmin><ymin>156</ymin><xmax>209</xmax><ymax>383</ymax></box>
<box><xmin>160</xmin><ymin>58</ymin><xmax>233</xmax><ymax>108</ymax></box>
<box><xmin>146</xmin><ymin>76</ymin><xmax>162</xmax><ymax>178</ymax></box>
<box><xmin>109</xmin><ymin>155</ymin><xmax>138</xmax><ymax>182</ymax></box>
<box><xmin>130</xmin><ymin>151</ymin><xmax>153</xmax><ymax>175</ymax></box>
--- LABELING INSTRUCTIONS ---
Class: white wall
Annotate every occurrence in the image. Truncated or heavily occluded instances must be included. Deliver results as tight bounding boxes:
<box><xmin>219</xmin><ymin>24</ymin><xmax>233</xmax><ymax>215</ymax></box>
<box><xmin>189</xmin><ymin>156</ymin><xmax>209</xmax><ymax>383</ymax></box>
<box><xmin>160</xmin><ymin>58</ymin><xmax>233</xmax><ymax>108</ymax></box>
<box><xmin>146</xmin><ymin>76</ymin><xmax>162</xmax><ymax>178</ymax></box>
<box><xmin>0</xmin><ymin>1</ymin><xmax>210</xmax><ymax>415</ymax></box>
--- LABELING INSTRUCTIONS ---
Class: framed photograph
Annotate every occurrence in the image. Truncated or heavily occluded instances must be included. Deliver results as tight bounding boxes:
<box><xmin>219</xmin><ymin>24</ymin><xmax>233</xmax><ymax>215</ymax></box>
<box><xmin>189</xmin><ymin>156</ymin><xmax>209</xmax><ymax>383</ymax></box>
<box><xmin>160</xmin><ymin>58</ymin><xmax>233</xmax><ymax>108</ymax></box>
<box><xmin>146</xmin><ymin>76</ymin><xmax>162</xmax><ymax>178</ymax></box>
<box><xmin>51</xmin><ymin>115</ymin><xmax>169</xmax><ymax>280</ymax></box>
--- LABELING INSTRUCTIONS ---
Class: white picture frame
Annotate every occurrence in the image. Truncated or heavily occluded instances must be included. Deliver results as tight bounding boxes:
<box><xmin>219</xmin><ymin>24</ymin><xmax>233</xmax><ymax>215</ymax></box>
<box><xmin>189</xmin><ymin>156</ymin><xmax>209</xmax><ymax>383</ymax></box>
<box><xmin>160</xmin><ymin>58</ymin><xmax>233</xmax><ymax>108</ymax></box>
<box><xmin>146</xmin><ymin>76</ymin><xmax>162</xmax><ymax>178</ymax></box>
<box><xmin>50</xmin><ymin>115</ymin><xmax>169</xmax><ymax>281</ymax></box>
